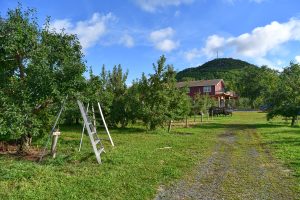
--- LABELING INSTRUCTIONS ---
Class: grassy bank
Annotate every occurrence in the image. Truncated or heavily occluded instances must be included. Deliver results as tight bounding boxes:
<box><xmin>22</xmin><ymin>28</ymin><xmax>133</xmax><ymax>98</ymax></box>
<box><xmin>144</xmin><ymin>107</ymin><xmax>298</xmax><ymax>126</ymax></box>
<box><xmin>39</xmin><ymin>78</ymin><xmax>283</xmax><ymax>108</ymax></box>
<box><xmin>0</xmin><ymin>119</ymin><xmax>221</xmax><ymax>199</ymax></box>
<box><xmin>0</xmin><ymin>112</ymin><xmax>299</xmax><ymax>199</ymax></box>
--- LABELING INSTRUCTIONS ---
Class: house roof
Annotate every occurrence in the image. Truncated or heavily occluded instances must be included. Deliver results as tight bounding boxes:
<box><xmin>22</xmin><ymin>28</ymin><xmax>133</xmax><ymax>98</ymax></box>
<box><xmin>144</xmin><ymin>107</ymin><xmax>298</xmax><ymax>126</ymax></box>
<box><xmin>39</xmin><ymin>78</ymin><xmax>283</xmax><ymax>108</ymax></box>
<box><xmin>176</xmin><ymin>79</ymin><xmax>224</xmax><ymax>88</ymax></box>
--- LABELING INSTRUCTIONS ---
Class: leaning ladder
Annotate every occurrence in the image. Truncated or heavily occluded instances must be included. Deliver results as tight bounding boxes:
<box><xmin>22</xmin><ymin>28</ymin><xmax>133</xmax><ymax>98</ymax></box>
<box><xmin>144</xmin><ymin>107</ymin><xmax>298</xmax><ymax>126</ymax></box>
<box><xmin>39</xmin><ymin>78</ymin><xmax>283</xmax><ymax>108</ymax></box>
<box><xmin>77</xmin><ymin>100</ymin><xmax>105</xmax><ymax>164</ymax></box>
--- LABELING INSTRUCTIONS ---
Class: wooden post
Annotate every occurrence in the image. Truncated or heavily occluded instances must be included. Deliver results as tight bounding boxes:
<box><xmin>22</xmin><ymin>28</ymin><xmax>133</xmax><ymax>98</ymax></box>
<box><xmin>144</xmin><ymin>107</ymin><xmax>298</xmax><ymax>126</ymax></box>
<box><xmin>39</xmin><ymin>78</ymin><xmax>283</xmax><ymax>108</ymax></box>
<box><xmin>200</xmin><ymin>112</ymin><xmax>203</xmax><ymax>123</ymax></box>
<box><xmin>51</xmin><ymin>130</ymin><xmax>61</xmax><ymax>158</ymax></box>
<box><xmin>211</xmin><ymin>110</ymin><xmax>214</xmax><ymax>120</ymax></box>
<box><xmin>168</xmin><ymin>120</ymin><xmax>173</xmax><ymax>133</ymax></box>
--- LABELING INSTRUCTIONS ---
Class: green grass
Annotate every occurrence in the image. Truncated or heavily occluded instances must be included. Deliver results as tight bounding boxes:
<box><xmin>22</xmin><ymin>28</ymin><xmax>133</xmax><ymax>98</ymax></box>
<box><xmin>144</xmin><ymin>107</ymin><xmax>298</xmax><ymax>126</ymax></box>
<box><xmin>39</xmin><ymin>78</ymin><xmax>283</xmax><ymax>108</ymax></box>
<box><xmin>0</xmin><ymin>112</ymin><xmax>299</xmax><ymax>199</ymax></box>
<box><xmin>255</xmin><ymin>115</ymin><xmax>300</xmax><ymax>183</ymax></box>
<box><xmin>210</xmin><ymin>112</ymin><xmax>300</xmax><ymax>191</ymax></box>
<box><xmin>0</xmin><ymin>119</ymin><xmax>222</xmax><ymax>199</ymax></box>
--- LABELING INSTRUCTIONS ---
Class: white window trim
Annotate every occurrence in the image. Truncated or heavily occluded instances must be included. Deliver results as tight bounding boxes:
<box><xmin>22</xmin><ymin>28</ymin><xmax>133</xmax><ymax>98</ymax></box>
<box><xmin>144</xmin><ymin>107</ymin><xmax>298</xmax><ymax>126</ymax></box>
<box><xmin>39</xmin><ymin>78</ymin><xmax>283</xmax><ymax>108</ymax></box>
<box><xmin>203</xmin><ymin>86</ymin><xmax>211</xmax><ymax>93</ymax></box>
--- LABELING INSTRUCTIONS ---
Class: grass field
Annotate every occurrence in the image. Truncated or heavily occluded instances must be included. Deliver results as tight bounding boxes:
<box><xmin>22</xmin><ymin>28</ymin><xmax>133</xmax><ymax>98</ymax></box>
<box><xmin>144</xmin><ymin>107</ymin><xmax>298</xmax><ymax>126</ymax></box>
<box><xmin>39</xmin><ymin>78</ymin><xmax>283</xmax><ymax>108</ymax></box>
<box><xmin>0</xmin><ymin>112</ymin><xmax>299</xmax><ymax>199</ymax></box>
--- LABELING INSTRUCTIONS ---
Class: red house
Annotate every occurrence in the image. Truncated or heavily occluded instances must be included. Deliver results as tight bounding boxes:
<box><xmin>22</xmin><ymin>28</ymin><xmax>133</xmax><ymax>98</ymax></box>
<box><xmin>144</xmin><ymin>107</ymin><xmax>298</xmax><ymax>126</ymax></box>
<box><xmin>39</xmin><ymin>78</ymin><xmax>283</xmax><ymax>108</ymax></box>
<box><xmin>176</xmin><ymin>79</ymin><xmax>237</xmax><ymax>107</ymax></box>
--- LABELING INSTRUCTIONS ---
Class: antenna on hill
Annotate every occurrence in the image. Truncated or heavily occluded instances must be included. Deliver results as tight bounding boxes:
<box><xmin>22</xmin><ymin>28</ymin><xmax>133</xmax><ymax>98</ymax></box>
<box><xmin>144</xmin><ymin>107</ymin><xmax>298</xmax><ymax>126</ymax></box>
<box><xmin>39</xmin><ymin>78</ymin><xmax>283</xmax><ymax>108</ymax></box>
<box><xmin>217</xmin><ymin>50</ymin><xmax>219</xmax><ymax>59</ymax></box>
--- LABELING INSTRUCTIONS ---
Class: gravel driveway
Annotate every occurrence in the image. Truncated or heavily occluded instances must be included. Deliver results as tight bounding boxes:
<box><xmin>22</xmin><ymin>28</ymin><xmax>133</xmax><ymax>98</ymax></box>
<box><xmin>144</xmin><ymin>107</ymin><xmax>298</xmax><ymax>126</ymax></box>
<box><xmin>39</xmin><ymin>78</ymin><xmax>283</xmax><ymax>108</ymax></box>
<box><xmin>155</xmin><ymin>127</ymin><xmax>299</xmax><ymax>200</ymax></box>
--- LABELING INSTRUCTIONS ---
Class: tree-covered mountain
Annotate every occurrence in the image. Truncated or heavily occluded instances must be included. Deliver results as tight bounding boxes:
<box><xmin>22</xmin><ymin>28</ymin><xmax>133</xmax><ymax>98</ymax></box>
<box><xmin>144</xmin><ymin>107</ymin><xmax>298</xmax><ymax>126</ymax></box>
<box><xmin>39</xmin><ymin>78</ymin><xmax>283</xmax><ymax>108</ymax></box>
<box><xmin>176</xmin><ymin>58</ymin><xmax>258</xmax><ymax>91</ymax></box>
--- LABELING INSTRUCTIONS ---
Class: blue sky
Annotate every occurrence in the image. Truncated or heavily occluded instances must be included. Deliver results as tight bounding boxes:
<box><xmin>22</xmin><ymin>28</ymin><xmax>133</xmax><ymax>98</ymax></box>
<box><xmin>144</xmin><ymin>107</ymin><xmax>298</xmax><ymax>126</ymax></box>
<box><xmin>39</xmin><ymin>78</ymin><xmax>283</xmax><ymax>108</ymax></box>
<box><xmin>1</xmin><ymin>0</ymin><xmax>300</xmax><ymax>82</ymax></box>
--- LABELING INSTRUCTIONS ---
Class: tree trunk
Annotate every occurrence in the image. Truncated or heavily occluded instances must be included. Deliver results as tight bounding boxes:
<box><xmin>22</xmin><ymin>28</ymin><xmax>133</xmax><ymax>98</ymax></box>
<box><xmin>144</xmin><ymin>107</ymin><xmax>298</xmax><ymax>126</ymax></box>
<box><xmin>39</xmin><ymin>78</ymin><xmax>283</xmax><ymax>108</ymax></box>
<box><xmin>291</xmin><ymin>116</ymin><xmax>296</xmax><ymax>126</ymax></box>
<box><xmin>17</xmin><ymin>134</ymin><xmax>32</xmax><ymax>154</ymax></box>
<box><xmin>167</xmin><ymin>120</ymin><xmax>173</xmax><ymax>133</ymax></box>
<box><xmin>150</xmin><ymin>122</ymin><xmax>156</xmax><ymax>131</ymax></box>
<box><xmin>16</xmin><ymin>53</ymin><xmax>25</xmax><ymax>79</ymax></box>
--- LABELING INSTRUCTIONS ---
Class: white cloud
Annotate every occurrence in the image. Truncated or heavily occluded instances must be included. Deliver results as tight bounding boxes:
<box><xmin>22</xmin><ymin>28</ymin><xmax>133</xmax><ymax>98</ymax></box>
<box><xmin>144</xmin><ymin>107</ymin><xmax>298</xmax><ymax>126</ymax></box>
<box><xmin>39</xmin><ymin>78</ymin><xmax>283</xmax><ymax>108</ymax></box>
<box><xmin>252</xmin><ymin>57</ymin><xmax>284</xmax><ymax>71</ymax></box>
<box><xmin>295</xmin><ymin>56</ymin><xmax>300</xmax><ymax>63</ymax></box>
<box><xmin>120</xmin><ymin>34</ymin><xmax>135</xmax><ymax>48</ymax></box>
<box><xmin>202</xmin><ymin>18</ymin><xmax>300</xmax><ymax>58</ymax></box>
<box><xmin>202</xmin><ymin>35</ymin><xmax>226</xmax><ymax>57</ymax></box>
<box><xmin>155</xmin><ymin>39</ymin><xmax>179</xmax><ymax>52</ymax></box>
<box><xmin>253</xmin><ymin>57</ymin><xmax>273</xmax><ymax>67</ymax></box>
<box><xmin>150</xmin><ymin>27</ymin><xmax>175</xmax><ymax>41</ymax></box>
<box><xmin>150</xmin><ymin>27</ymin><xmax>179</xmax><ymax>52</ymax></box>
<box><xmin>50</xmin><ymin>13</ymin><xmax>116</xmax><ymax>50</ymax></box>
<box><xmin>50</xmin><ymin>19</ymin><xmax>72</xmax><ymax>31</ymax></box>
<box><xmin>184</xmin><ymin>48</ymin><xmax>202</xmax><ymax>61</ymax></box>
<box><xmin>276</xmin><ymin>59</ymin><xmax>284</xmax><ymax>66</ymax></box>
<box><xmin>135</xmin><ymin>0</ymin><xmax>194</xmax><ymax>12</ymax></box>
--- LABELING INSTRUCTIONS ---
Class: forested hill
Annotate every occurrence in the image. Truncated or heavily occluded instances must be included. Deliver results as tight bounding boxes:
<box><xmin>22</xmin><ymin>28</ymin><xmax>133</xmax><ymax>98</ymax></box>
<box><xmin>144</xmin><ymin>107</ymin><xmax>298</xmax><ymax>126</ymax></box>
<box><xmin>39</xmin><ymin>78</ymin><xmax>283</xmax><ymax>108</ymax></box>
<box><xmin>176</xmin><ymin>58</ymin><xmax>258</xmax><ymax>90</ymax></box>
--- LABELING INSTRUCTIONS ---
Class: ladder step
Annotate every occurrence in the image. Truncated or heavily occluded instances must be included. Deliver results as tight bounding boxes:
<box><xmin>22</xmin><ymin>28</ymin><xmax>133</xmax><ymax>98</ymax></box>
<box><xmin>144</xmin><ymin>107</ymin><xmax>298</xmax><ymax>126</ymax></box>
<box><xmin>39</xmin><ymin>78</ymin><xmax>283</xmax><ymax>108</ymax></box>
<box><xmin>98</xmin><ymin>147</ymin><xmax>105</xmax><ymax>155</ymax></box>
<box><xmin>95</xmin><ymin>139</ymin><xmax>101</xmax><ymax>145</ymax></box>
<box><xmin>86</xmin><ymin>122</ymin><xmax>92</xmax><ymax>126</ymax></box>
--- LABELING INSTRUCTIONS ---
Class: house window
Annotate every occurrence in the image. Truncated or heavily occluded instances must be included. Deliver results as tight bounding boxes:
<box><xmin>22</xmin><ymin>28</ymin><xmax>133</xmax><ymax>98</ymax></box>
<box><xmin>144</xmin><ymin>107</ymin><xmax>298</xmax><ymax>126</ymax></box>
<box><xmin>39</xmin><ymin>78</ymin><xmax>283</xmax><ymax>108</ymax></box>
<box><xmin>203</xmin><ymin>86</ymin><xmax>211</xmax><ymax>93</ymax></box>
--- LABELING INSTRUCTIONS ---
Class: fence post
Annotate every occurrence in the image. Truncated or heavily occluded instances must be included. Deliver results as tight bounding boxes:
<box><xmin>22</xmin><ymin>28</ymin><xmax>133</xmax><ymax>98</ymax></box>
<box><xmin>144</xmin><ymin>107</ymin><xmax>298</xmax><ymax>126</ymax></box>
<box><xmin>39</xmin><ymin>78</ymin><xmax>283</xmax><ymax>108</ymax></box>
<box><xmin>51</xmin><ymin>130</ymin><xmax>61</xmax><ymax>158</ymax></box>
<box><xmin>168</xmin><ymin>120</ymin><xmax>173</xmax><ymax>133</ymax></box>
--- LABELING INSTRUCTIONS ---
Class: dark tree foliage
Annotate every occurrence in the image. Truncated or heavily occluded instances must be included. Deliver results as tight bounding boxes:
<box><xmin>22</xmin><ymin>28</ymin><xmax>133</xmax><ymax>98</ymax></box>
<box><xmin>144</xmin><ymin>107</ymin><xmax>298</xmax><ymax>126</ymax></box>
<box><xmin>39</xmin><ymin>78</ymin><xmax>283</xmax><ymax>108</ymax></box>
<box><xmin>136</xmin><ymin>55</ymin><xmax>191</xmax><ymax>130</ymax></box>
<box><xmin>107</xmin><ymin>65</ymin><xmax>129</xmax><ymax>127</ymax></box>
<box><xmin>0</xmin><ymin>5</ymin><xmax>86</xmax><ymax>152</ymax></box>
<box><xmin>237</xmin><ymin>66</ymin><xmax>279</xmax><ymax>108</ymax></box>
<box><xmin>76</xmin><ymin>65</ymin><xmax>128</xmax><ymax>128</ymax></box>
<box><xmin>266</xmin><ymin>63</ymin><xmax>300</xmax><ymax>126</ymax></box>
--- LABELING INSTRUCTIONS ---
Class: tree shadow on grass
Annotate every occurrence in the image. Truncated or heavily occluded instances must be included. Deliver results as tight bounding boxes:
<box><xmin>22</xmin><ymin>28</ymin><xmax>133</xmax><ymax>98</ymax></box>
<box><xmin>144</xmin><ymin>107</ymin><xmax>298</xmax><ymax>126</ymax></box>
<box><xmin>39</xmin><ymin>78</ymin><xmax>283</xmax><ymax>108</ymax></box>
<box><xmin>289</xmin><ymin>161</ymin><xmax>300</xmax><ymax>177</ymax></box>
<box><xmin>260</xmin><ymin>128</ymin><xmax>300</xmax><ymax>149</ymax></box>
<box><xmin>60</xmin><ymin>124</ymin><xmax>148</xmax><ymax>135</ymax></box>
<box><xmin>192</xmin><ymin>122</ymin><xmax>288</xmax><ymax>130</ymax></box>
<box><xmin>263</xmin><ymin>128</ymin><xmax>300</xmax><ymax>136</ymax></box>
<box><xmin>110</xmin><ymin>127</ymin><xmax>146</xmax><ymax>134</ymax></box>
<box><xmin>170</xmin><ymin>131</ymin><xmax>195</xmax><ymax>136</ymax></box>
<box><xmin>79</xmin><ymin>152</ymin><xmax>94</xmax><ymax>163</ymax></box>
<box><xmin>59</xmin><ymin>139</ymin><xmax>82</xmax><ymax>146</ymax></box>
<box><xmin>263</xmin><ymin>138</ymin><xmax>300</xmax><ymax>147</ymax></box>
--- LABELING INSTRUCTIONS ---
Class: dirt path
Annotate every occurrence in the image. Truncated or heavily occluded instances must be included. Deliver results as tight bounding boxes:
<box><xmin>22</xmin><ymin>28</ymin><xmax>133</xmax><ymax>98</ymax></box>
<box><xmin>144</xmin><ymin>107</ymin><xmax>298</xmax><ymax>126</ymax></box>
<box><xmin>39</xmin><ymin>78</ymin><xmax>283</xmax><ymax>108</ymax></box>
<box><xmin>156</xmin><ymin>126</ymin><xmax>299</xmax><ymax>200</ymax></box>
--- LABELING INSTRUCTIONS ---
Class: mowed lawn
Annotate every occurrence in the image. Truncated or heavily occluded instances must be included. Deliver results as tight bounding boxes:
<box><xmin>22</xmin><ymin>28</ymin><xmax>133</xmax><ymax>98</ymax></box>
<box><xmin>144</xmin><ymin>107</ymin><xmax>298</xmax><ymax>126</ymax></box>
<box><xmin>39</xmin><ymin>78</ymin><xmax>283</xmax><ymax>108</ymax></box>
<box><xmin>0</xmin><ymin>112</ymin><xmax>299</xmax><ymax>199</ymax></box>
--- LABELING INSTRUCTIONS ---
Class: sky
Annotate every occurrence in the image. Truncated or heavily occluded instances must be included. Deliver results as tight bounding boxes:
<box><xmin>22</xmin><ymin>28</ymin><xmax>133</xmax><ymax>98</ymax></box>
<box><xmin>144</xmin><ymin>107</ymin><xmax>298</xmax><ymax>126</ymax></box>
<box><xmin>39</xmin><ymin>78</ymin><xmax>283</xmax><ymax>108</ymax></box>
<box><xmin>1</xmin><ymin>0</ymin><xmax>300</xmax><ymax>82</ymax></box>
